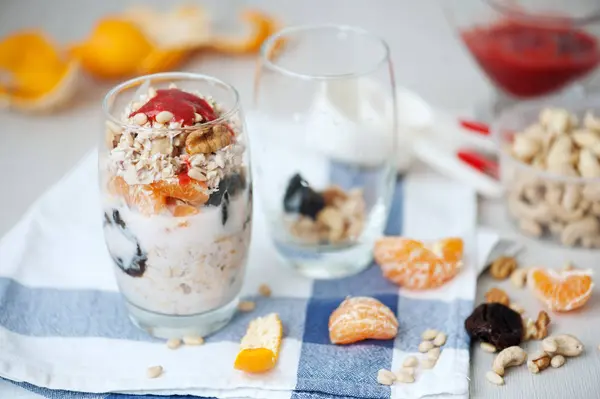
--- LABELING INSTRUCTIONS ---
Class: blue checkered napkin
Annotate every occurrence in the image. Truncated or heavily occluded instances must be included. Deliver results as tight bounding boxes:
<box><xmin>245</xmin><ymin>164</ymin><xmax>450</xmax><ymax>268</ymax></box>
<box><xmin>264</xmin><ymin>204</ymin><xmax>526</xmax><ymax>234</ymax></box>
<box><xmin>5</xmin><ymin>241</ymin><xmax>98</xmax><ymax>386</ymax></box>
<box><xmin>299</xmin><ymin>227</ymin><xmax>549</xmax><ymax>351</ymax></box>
<box><xmin>0</xmin><ymin>151</ymin><xmax>476</xmax><ymax>399</ymax></box>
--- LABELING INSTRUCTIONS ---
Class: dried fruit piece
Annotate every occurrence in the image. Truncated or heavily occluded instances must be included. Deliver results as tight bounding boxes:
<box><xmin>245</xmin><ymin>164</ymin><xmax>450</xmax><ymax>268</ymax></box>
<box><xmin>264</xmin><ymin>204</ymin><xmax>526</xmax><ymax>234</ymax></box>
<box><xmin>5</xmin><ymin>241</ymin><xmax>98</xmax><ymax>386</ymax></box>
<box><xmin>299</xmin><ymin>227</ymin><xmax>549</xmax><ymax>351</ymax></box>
<box><xmin>0</xmin><ymin>31</ymin><xmax>79</xmax><ymax>112</ymax></box>
<box><xmin>465</xmin><ymin>303</ymin><xmax>523</xmax><ymax>350</ymax></box>
<box><xmin>234</xmin><ymin>313</ymin><xmax>283</xmax><ymax>373</ymax></box>
<box><xmin>485</xmin><ymin>287</ymin><xmax>510</xmax><ymax>305</ymax></box>
<box><xmin>212</xmin><ymin>10</ymin><xmax>279</xmax><ymax>54</ymax></box>
<box><xmin>489</xmin><ymin>256</ymin><xmax>517</xmax><ymax>280</ymax></box>
<box><xmin>283</xmin><ymin>173</ymin><xmax>325</xmax><ymax>219</ymax></box>
<box><xmin>328</xmin><ymin>296</ymin><xmax>398</xmax><ymax>345</ymax></box>
<box><xmin>374</xmin><ymin>237</ymin><xmax>462</xmax><ymax>289</ymax></box>
<box><xmin>528</xmin><ymin>267</ymin><xmax>593</xmax><ymax>311</ymax></box>
<box><xmin>152</xmin><ymin>180</ymin><xmax>208</xmax><ymax>206</ymax></box>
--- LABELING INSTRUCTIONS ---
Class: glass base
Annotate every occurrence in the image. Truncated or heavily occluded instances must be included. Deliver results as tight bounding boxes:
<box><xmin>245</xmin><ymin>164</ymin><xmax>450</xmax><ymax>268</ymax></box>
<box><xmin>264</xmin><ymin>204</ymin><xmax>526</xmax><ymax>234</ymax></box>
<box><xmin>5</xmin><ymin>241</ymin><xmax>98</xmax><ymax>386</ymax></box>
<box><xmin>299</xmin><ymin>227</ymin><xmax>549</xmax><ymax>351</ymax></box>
<box><xmin>275</xmin><ymin>240</ymin><xmax>373</xmax><ymax>279</ymax></box>
<box><xmin>125</xmin><ymin>296</ymin><xmax>239</xmax><ymax>339</ymax></box>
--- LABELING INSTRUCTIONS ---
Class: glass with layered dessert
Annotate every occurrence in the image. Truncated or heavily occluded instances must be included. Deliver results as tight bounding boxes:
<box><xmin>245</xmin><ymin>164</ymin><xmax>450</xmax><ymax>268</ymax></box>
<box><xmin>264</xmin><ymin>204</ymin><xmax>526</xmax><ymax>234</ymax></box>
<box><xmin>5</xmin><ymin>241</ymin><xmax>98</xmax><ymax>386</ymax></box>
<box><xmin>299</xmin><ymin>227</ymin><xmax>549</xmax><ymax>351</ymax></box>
<box><xmin>100</xmin><ymin>72</ymin><xmax>252</xmax><ymax>338</ymax></box>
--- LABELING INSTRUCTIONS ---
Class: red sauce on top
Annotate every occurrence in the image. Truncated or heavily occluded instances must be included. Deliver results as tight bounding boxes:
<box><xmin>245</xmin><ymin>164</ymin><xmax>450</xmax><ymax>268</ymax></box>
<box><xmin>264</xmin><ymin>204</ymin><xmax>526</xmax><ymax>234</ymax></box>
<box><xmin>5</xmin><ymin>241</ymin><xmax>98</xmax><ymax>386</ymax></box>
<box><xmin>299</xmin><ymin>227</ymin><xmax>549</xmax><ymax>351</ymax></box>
<box><xmin>129</xmin><ymin>88</ymin><xmax>219</xmax><ymax>126</ymax></box>
<box><xmin>462</xmin><ymin>21</ymin><xmax>600</xmax><ymax>98</ymax></box>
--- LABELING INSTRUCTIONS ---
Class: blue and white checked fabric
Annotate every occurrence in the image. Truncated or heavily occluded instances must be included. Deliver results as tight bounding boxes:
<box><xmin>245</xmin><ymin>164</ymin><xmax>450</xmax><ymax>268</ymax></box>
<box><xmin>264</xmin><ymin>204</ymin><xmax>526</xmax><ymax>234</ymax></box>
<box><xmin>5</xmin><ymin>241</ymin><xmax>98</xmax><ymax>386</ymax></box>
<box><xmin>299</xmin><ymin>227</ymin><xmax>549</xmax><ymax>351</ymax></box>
<box><xmin>0</xmin><ymin>150</ymin><xmax>480</xmax><ymax>399</ymax></box>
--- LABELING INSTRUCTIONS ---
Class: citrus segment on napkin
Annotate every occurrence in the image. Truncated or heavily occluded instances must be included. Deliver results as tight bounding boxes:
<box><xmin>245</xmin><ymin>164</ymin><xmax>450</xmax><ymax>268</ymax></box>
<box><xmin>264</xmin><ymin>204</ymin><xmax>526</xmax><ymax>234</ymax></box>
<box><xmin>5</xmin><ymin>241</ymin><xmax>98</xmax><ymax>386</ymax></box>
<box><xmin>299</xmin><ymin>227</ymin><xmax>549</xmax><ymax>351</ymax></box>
<box><xmin>328</xmin><ymin>296</ymin><xmax>398</xmax><ymax>344</ymax></box>
<box><xmin>374</xmin><ymin>237</ymin><xmax>463</xmax><ymax>289</ymax></box>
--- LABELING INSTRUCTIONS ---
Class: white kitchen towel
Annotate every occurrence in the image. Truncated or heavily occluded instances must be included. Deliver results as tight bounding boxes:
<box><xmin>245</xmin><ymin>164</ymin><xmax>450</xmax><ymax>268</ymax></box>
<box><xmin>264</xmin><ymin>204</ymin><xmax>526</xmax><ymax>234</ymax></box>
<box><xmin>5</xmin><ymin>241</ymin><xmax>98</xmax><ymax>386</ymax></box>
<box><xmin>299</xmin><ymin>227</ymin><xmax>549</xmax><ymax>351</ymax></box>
<box><xmin>0</xmin><ymin>149</ymin><xmax>499</xmax><ymax>399</ymax></box>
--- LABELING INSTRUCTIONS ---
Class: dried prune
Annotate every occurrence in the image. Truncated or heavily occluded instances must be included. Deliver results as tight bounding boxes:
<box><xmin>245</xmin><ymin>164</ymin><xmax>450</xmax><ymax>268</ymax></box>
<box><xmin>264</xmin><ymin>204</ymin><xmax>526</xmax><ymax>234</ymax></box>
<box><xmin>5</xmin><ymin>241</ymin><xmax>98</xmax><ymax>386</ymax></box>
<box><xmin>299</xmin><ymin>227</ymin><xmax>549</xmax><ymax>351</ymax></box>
<box><xmin>464</xmin><ymin>303</ymin><xmax>523</xmax><ymax>350</ymax></box>
<box><xmin>222</xmin><ymin>191</ymin><xmax>230</xmax><ymax>225</ymax></box>
<box><xmin>206</xmin><ymin>173</ymin><xmax>246</xmax><ymax>206</ymax></box>
<box><xmin>283</xmin><ymin>173</ymin><xmax>325</xmax><ymax>219</ymax></box>
<box><xmin>103</xmin><ymin>209</ymin><xmax>147</xmax><ymax>277</ymax></box>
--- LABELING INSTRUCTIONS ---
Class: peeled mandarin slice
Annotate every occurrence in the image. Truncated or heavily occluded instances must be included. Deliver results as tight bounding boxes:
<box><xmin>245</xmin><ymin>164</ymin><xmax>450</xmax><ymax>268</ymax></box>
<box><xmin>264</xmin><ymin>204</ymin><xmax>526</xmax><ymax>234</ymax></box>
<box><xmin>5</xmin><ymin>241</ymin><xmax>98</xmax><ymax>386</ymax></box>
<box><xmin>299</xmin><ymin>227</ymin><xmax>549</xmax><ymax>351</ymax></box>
<box><xmin>71</xmin><ymin>18</ymin><xmax>153</xmax><ymax>79</ymax></box>
<box><xmin>529</xmin><ymin>267</ymin><xmax>593</xmax><ymax>312</ymax></box>
<box><xmin>107</xmin><ymin>175</ymin><xmax>130</xmax><ymax>198</ymax></box>
<box><xmin>127</xmin><ymin>184</ymin><xmax>166</xmax><ymax>215</ymax></box>
<box><xmin>212</xmin><ymin>10</ymin><xmax>279</xmax><ymax>54</ymax></box>
<box><xmin>328</xmin><ymin>296</ymin><xmax>398</xmax><ymax>345</ymax></box>
<box><xmin>234</xmin><ymin>313</ymin><xmax>283</xmax><ymax>373</ymax></box>
<box><xmin>172</xmin><ymin>204</ymin><xmax>199</xmax><ymax>217</ymax></box>
<box><xmin>0</xmin><ymin>31</ymin><xmax>79</xmax><ymax>112</ymax></box>
<box><xmin>374</xmin><ymin>236</ymin><xmax>462</xmax><ymax>290</ymax></box>
<box><xmin>152</xmin><ymin>180</ymin><xmax>209</xmax><ymax>206</ymax></box>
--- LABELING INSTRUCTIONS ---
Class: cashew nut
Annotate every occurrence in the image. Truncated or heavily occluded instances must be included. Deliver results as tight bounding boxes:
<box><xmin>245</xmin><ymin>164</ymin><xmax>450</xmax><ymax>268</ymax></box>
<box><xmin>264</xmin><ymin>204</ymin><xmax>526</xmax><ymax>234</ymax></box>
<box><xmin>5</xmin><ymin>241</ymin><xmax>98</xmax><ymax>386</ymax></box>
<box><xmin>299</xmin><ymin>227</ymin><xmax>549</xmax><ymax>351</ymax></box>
<box><xmin>519</xmin><ymin>219</ymin><xmax>542</xmax><ymax>237</ymax></box>
<box><xmin>584</xmin><ymin>111</ymin><xmax>600</xmax><ymax>132</ymax></box>
<box><xmin>508</xmin><ymin>194</ymin><xmax>553</xmax><ymax>223</ymax></box>
<box><xmin>583</xmin><ymin>183</ymin><xmax>600</xmax><ymax>202</ymax></box>
<box><xmin>581</xmin><ymin>236</ymin><xmax>600</xmax><ymax>249</ymax></box>
<box><xmin>561</xmin><ymin>216</ymin><xmax>600</xmax><ymax>246</ymax></box>
<box><xmin>578</xmin><ymin>149</ymin><xmax>600</xmax><ymax>178</ymax></box>
<box><xmin>542</xmin><ymin>334</ymin><xmax>584</xmax><ymax>357</ymax></box>
<box><xmin>547</xmin><ymin>135</ymin><xmax>573</xmax><ymax>167</ymax></box>
<box><xmin>561</xmin><ymin>185</ymin><xmax>581</xmax><ymax>211</ymax></box>
<box><xmin>492</xmin><ymin>346</ymin><xmax>528</xmax><ymax>376</ymax></box>
<box><xmin>572</xmin><ymin>129</ymin><xmax>600</xmax><ymax>148</ymax></box>
<box><xmin>512</xmin><ymin>135</ymin><xmax>541</xmax><ymax>162</ymax></box>
<box><xmin>540</xmin><ymin>108</ymin><xmax>572</xmax><ymax>134</ymax></box>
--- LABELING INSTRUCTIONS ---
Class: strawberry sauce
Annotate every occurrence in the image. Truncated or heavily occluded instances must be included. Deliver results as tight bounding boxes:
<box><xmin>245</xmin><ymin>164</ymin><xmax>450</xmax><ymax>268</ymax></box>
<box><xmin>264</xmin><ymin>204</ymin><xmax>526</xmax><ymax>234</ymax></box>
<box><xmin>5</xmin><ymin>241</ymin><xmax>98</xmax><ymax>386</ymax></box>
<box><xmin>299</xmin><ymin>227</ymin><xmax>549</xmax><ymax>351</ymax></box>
<box><xmin>130</xmin><ymin>88</ymin><xmax>218</xmax><ymax>126</ymax></box>
<box><xmin>462</xmin><ymin>21</ymin><xmax>600</xmax><ymax>98</ymax></box>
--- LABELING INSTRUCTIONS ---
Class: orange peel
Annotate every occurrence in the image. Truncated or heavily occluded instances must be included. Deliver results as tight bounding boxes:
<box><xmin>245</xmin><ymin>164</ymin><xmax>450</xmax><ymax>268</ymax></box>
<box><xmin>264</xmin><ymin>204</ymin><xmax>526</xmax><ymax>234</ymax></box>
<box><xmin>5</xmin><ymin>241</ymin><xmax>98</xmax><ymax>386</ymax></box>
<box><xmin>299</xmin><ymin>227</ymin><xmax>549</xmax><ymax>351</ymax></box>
<box><xmin>0</xmin><ymin>30</ymin><xmax>79</xmax><ymax>112</ymax></box>
<box><xmin>212</xmin><ymin>10</ymin><xmax>280</xmax><ymax>54</ymax></box>
<box><xmin>71</xmin><ymin>18</ymin><xmax>153</xmax><ymax>79</ymax></box>
<box><xmin>234</xmin><ymin>313</ymin><xmax>283</xmax><ymax>373</ymax></box>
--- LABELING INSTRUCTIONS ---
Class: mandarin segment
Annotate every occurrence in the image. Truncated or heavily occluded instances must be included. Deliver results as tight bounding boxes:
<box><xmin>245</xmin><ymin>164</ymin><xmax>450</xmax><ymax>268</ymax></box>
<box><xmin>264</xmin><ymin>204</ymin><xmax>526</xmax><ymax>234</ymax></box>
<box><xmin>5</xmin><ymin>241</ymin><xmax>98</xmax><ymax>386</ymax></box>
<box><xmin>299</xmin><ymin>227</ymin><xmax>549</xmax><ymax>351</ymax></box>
<box><xmin>374</xmin><ymin>236</ymin><xmax>462</xmax><ymax>290</ymax></box>
<box><xmin>172</xmin><ymin>204</ymin><xmax>199</xmax><ymax>217</ymax></box>
<box><xmin>234</xmin><ymin>313</ymin><xmax>283</xmax><ymax>373</ymax></box>
<box><xmin>128</xmin><ymin>184</ymin><xmax>166</xmax><ymax>215</ymax></box>
<box><xmin>151</xmin><ymin>180</ymin><xmax>209</xmax><ymax>206</ymax></box>
<box><xmin>529</xmin><ymin>268</ymin><xmax>593</xmax><ymax>312</ymax></box>
<box><xmin>328</xmin><ymin>296</ymin><xmax>398</xmax><ymax>345</ymax></box>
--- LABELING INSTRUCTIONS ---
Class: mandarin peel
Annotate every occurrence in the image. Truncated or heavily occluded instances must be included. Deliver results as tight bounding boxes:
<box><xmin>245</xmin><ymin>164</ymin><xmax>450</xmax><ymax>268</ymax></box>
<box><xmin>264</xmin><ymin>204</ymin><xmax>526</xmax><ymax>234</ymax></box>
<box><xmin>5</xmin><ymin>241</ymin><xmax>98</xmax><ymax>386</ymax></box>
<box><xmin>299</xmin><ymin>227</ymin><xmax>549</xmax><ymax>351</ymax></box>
<box><xmin>0</xmin><ymin>31</ymin><xmax>79</xmax><ymax>112</ymax></box>
<box><xmin>212</xmin><ymin>10</ymin><xmax>280</xmax><ymax>54</ymax></box>
<box><xmin>234</xmin><ymin>313</ymin><xmax>283</xmax><ymax>373</ymax></box>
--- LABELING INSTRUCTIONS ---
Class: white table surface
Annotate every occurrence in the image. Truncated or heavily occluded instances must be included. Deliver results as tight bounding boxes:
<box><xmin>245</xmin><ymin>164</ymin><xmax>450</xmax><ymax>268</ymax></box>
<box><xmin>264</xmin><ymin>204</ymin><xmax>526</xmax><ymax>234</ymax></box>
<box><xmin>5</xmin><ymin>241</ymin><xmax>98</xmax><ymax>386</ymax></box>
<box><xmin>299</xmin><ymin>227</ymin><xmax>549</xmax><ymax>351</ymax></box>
<box><xmin>1</xmin><ymin>0</ymin><xmax>600</xmax><ymax>398</ymax></box>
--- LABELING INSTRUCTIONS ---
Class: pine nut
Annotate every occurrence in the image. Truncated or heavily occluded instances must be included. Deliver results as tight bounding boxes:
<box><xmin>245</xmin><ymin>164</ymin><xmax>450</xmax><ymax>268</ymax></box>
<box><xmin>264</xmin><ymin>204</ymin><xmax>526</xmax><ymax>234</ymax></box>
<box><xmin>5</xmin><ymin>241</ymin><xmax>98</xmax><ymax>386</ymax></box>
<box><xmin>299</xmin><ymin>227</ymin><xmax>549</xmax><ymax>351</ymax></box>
<box><xmin>168</xmin><ymin>83</ymin><xmax>178</xmax><ymax>89</ymax></box>
<box><xmin>420</xmin><ymin>358</ymin><xmax>436</xmax><ymax>369</ymax></box>
<box><xmin>551</xmin><ymin>355</ymin><xmax>565</xmax><ymax>368</ymax></box>
<box><xmin>428</xmin><ymin>347</ymin><xmax>441</xmax><ymax>360</ymax></box>
<box><xmin>433</xmin><ymin>332</ymin><xmax>447</xmax><ymax>347</ymax></box>
<box><xmin>146</xmin><ymin>365</ymin><xmax>163</xmax><ymax>379</ymax></box>
<box><xmin>480</xmin><ymin>342</ymin><xmax>497</xmax><ymax>353</ymax></box>
<box><xmin>188</xmin><ymin>167</ymin><xmax>207</xmax><ymax>181</ymax></box>
<box><xmin>419</xmin><ymin>341</ymin><xmax>434</xmax><ymax>352</ymax></box>
<box><xmin>421</xmin><ymin>329</ymin><xmax>438</xmax><ymax>340</ymax></box>
<box><xmin>194</xmin><ymin>113</ymin><xmax>203</xmax><ymax>123</ymax></box>
<box><xmin>148</xmin><ymin>87</ymin><xmax>157</xmax><ymax>98</ymax></box>
<box><xmin>182</xmin><ymin>335</ymin><xmax>204</xmax><ymax>346</ymax></box>
<box><xmin>238</xmin><ymin>300</ymin><xmax>256</xmax><ymax>312</ymax></box>
<box><xmin>376</xmin><ymin>369</ymin><xmax>396</xmax><ymax>385</ymax></box>
<box><xmin>166</xmin><ymin>338</ymin><xmax>181</xmax><ymax>349</ymax></box>
<box><xmin>486</xmin><ymin>371</ymin><xmax>504</xmax><ymax>385</ymax></box>
<box><xmin>403</xmin><ymin>356</ymin><xmax>418</xmax><ymax>368</ymax></box>
<box><xmin>133</xmin><ymin>113</ymin><xmax>148</xmax><ymax>125</ymax></box>
<box><xmin>258</xmin><ymin>284</ymin><xmax>272</xmax><ymax>297</ymax></box>
<box><xmin>156</xmin><ymin>111</ymin><xmax>174</xmax><ymax>124</ymax></box>
<box><xmin>399</xmin><ymin>367</ymin><xmax>415</xmax><ymax>377</ymax></box>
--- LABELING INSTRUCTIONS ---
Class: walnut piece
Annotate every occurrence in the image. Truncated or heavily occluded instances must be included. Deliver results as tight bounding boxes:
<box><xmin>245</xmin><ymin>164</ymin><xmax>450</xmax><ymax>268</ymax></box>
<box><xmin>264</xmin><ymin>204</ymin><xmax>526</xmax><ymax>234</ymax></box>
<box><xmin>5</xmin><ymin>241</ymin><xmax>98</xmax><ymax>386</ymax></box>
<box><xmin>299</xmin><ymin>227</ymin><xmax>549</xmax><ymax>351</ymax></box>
<box><xmin>490</xmin><ymin>256</ymin><xmax>518</xmax><ymax>280</ymax></box>
<box><xmin>185</xmin><ymin>125</ymin><xmax>232</xmax><ymax>154</ymax></box>
<box><xmin>534</xmin><ymin>311</ymin><xmax>551</xmax><ymax>340</ymax></box>
<box><xmin>485</xmin><ymin>287</ymin><xmax>510</xmax><ymax>306</ymax></box>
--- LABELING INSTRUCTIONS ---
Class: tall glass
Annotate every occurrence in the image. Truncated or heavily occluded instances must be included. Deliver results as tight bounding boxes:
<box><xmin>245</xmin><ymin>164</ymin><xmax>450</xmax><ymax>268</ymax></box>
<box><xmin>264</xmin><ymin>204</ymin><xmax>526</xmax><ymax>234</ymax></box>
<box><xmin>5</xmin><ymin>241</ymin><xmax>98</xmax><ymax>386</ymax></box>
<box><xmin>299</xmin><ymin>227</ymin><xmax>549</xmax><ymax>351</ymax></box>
<box><xmin>100</xmin><ymin>72</ymin><xmax>252</xmax><ymax>338</ymax></box>
<box><xmin>443</xmin><ymin>0</ymin><xmax>600</xmax><ymax>119</ymax></box>
<box><xmin>252</xmin><ymin>25</ymin><xmax>398</xmax><ymax>279</ymax></box>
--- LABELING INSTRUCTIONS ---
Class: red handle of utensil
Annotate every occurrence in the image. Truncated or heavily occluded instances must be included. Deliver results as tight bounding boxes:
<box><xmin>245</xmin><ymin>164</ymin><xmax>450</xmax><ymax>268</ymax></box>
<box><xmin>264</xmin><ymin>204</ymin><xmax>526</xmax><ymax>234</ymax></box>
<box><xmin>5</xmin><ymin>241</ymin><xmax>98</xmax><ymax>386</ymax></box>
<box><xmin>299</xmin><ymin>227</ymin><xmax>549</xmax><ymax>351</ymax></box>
<box><xmin>459</xmin><ymin>119</ymin><xmax>490</xmax><ymax>136</ymax></box>
<box><xmin>457</xmin><ymin>149</ymin><xmax>499</xmax><ymax>179</ymax></box>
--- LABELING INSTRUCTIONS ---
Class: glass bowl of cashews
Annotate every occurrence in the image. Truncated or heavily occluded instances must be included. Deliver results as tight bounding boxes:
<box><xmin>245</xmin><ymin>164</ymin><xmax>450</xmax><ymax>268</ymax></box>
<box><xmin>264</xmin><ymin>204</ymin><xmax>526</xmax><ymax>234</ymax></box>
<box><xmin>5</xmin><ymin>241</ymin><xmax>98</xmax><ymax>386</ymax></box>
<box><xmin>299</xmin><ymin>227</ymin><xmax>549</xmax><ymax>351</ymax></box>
<box><xmin>494</xmin><ymin>96</ymin><xmax>600</xmax><ymax>248</ymax></box>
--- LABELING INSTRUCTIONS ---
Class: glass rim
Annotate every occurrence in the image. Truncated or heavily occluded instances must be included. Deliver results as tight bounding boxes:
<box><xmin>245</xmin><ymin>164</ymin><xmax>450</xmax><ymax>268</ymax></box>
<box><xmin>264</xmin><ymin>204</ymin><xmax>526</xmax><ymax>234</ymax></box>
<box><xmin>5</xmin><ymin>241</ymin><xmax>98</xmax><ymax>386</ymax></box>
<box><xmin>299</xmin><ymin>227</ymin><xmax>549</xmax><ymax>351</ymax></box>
<box><xmin>259</xmin><ymin>24</ymin><xmax>391</xmax><ymax>80</ymax></box>
<box><xmin>101</xmin><ymin>72</ymin><xmax>241</xmax><ymax>132</ymax></box>
<box><xmin>485</xmin><ymin>0</ymin><xmax>600</xmax><ymax>26</ymax></box>
<box><xmin>492</xmin><ymin>96</ymin><xmax>600</xmax><ymax>184</ymax></box>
